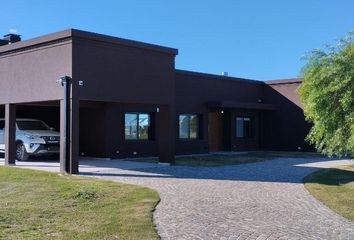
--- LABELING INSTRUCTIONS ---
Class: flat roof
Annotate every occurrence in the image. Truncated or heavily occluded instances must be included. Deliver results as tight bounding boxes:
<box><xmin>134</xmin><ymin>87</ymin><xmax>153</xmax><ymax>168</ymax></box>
<box><xmin>175</xmin><ymin>69</ymin><xmax>264</xmax><ymax>85</ymax></box>
<box><xmin>265</xmin><ymin>78</ymin><xmax>303</xmax><ymax>85</ymax></box>
<box><xmin>0</xmin><ymin>29</ymin><xmax>301</xmax><ymax>83</ymax></box>
<box><xmin>0</xmin><ymin>29</ymin><xmax>178</xmax><ymax>56</ymax></box>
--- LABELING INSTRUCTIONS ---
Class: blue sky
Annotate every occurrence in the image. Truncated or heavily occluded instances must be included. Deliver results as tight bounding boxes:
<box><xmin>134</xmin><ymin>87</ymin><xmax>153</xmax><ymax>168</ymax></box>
<box><xmin>1</xmin><ymin>0</ymin><xmax>353</xmax><ymax>80</ymax></box>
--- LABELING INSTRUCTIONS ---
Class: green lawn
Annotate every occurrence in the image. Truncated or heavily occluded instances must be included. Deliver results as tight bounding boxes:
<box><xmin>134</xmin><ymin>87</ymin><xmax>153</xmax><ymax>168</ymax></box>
<box><xmin>0</xmin><ymin>166</ymin><xmax>159</xmax><ymax>240</ymax></box>
<box><xmin>304</xmin><ymin>164</ymin><xmax>354</xmax><ymax>222</ymax></box>
<box><xmin>124</xmin><ymin>151</ymin><xmax>323</xmax><ymax>167</ymax></box>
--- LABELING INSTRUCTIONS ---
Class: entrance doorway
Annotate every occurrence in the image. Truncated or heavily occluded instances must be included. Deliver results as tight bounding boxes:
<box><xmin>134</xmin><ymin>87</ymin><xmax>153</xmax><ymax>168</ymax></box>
<box><xmin>208</xmin><ymin>112</ymin><xmax>223</xmax><ymax>151</ymax></box>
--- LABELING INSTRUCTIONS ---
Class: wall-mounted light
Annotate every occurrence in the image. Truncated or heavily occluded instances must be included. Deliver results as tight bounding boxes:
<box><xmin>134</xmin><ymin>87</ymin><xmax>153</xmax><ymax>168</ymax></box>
<box><xmin>221</xmin><ymin>110</ymin><xmax>224</xmax><ymax>114</ymax></box>
<box><xmin>57</xmin><ymin>76</ymin><xmax>71</xmax><ymax>86</ymax></box>
<box><xmin>157</xmin><ymin>107</ymin><xmax>160</xmax><ymax>113</ymax></box>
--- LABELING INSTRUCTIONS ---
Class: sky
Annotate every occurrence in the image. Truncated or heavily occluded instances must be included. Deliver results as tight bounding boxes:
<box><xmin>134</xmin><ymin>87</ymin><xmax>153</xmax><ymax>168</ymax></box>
<box><xmin>1</xmin><ymin>0</ymin><xmax>353</xmax><ymax>80</ymax></box>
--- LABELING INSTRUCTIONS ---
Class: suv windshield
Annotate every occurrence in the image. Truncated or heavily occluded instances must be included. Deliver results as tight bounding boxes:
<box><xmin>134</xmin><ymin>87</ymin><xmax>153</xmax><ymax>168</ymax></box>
<box><xmin>17</xmin><ymin>120</ymin><xmax>50</xmax><ymax>131</ymax></box>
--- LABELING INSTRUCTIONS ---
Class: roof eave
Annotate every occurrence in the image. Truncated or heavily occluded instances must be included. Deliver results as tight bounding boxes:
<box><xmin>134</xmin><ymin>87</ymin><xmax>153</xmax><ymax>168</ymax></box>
<box><xmin>0</xmin><ymin>29</ymin><xmax>178</xmax><ymax>56</ymax></box>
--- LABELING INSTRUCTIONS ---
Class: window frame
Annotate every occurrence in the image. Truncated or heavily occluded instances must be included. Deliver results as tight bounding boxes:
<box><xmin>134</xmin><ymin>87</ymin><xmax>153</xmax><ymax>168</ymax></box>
<box><xmin>178</xmin><ymin>114</ymin><xmax>200</xmax><ymax>140</ymax></box>
<box><xmin>235</xmin><ymin>116</ymin><xmax>254</xmax><ymax>139</ymax></box>
<box><xmin>124</xmin><ymin>112</ymin><xmax>151</xmax><ymax>141</ymax></box>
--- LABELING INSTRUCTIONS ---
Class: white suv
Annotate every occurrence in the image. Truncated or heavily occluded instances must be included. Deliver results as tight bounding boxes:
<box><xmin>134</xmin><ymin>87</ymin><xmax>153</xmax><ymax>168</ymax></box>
<box><xmin>0</xmin><ymin>119</ymin><xmax>60</xmax><ymax>161</ymax></box>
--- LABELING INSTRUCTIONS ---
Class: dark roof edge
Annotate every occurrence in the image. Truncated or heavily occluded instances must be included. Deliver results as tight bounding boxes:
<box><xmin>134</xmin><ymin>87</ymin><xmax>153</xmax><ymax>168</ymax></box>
<box><xmin>71</xmin><ymin>29</ymin><xmax>178</xmax><ymax>55</ymax></box>
<box><xmin>0</xmin><ymin>29</ymin><xmax>178</xmax><ymax>55</ymax></box>
<box><xmin>0</xmin><ymin>29</ymin><xmax>72</xmax><ymax>54</ymax></box>
<box><xmin>265</xmin><ymin>78</ymin><xmax>303</xmax><ymax>85</ymax></box>
<box><xmin>175</xmin><ymin>69</ymin><xmax>263</xmax><ymax>84</ymax></box>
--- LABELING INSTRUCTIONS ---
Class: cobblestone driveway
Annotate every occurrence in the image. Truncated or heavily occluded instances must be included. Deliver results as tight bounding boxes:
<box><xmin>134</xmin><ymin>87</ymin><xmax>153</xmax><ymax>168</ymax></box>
<box><xmin>2</xmin><ymin>156</ymin><xmax>354</xmax><ymax>239</ymax></box>
<box><xmin>78</xmin><ymin>157</ymin><xmax>354</xmax><ymax>240</ymax></box>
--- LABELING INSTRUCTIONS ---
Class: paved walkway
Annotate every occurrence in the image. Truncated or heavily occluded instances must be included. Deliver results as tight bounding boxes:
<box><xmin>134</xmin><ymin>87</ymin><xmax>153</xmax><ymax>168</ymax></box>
<box><xmin>1</xmin><ymin>156</ymin><xmax>354</xmax><ymax>239</ymax></box>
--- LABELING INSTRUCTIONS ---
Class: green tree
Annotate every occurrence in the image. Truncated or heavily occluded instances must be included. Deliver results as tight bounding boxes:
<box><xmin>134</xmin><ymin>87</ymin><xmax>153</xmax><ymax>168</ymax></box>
<box><xmin>299</xmin><ymin>32</ymin><xmax>354</xmax><ymax>157</ymax></box>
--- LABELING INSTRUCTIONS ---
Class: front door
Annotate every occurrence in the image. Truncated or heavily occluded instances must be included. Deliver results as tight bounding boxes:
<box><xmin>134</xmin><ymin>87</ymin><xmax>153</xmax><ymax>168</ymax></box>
<box><xmin>208</xmin><ymin>112</ymin><xmax>223</xmax><ymax>151</ymax></box>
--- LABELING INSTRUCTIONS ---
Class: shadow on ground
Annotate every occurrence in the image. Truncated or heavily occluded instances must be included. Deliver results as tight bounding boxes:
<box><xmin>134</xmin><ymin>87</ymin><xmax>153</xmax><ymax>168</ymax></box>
<box><xmin>1</xmin><ymin>153</ymin><xmax>352</xmax><ymax>184</ymax></box>
<box><xmin>78</xmin><ymin>157</ymin><xmax>352</xmax><ymax>184</ymax></box>
<box><xmin>304</xmin><ymin>167</ymin><xmax>354</xmax><ymax>185</ymax></box>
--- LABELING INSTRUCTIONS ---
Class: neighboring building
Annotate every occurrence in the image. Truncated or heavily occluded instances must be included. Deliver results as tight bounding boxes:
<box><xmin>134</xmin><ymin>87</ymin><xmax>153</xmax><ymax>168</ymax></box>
<box><xmin>0</xmin><ymin>29</ymin><xmax>311</xmax><ymax>173</ymax></box>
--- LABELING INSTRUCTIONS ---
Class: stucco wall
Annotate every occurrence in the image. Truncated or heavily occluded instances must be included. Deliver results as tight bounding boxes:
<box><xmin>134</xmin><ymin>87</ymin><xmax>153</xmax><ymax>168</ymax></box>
<box><xmin>262</xmin><ymin>81</ymin><xmax>312</xmax><ymax>151</ymax></box>
<box><xmin>0</xmin><ymin>40</ymin><xmax>72</xmax><ymax>104</ymax></box>
<box><xmin>175</xmin><ymin>71</ymin><xmax>264</xmax><ymax>153</ymax></box>
<box><xmin>72</xmin><ymin>37</ymin><xmax>176</xmax><ymax>105</ymax></box>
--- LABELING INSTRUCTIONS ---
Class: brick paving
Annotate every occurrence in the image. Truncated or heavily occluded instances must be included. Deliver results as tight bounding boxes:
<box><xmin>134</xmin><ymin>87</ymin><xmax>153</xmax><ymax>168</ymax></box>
<box><xmin>2</xmin><ymin>156</ymin><xmax>354</xmax><ymax>239</ymax></box>
<box><xmin>78</xmin><ymin>157</ymin><xmax>354</xmax><ymax>240</ymax></box>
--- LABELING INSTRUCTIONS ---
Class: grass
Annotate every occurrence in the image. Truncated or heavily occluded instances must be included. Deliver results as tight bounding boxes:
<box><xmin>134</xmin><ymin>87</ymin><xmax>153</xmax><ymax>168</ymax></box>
<box><xmin>304</xmin><ymin>164</ymin><xmax>354</xmax><ymax>222</ymax></box>
<box><xmin>124</xmin><ymin>151</ymin><xmax>323</xmax><ymax>167</ymax></box>
<box><xmin>0</xmin><ymin>166</ymin><xmax>159</xmax><ymax>240</ymax></box>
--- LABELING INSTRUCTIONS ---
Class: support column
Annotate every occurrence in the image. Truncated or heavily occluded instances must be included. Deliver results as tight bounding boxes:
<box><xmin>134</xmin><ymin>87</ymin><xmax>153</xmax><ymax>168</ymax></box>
<box><xmin>70</xmin><ymin>98</ymin><xmax>79</xmax><ymax>174</ymax></box>
<box><xmin>5</xmin><ymin>104</ymin><xmax>16</xmax><ymax>166</ymax></box>
<box><xmin>60</xmin><ymin>99</ymin><xmax>79</xmax><ymax>174</ymax></box>
<box><xmin>60</xmin><ymin>99</ymin><xmax>68</xmax><ymax>173</ymax></box>
<box><xmin>222</xmin><ymin>109</ymin><xmax>232</xmax><ymax>151</ymax></box>
<box><xmin>59</xmin><ymin>75</ymin><xmax>79</xmax><ymax>174</ymax></box>
<box><xmin>157</xmin><ymin>105</ymin><xmax>175</xmax><ymax>164</ymax></box>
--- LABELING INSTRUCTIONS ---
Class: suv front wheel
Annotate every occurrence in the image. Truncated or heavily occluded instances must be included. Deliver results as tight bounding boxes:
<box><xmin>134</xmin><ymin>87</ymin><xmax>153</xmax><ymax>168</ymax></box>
<box><xmin>16</xmin><ymin>142</ymin><xmax>29</xmax><ymax>161</ymax></box>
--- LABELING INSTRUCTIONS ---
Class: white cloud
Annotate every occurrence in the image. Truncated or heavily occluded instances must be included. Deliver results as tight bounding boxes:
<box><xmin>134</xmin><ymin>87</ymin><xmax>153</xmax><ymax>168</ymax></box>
<box><xmin>9</xmin><ymin>28</ymin><xmax>18</xmax><ymax>34</ymax></box>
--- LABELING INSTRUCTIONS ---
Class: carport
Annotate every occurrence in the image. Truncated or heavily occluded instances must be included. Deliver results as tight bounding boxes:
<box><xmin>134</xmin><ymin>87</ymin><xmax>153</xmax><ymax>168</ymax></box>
<box><xmin>0</xmin><ymin>29</ymin><xmax>177</xmax><ymax>174</ymax></box>
<box><xmin>0</xmin><ymin>102</ymin><xmax>60</xmax><ymax>160</ymax></box>
<box><xmin>1</xmin><ymin>99</ymin><xmax>77</xmax><ymax>173</ymax></box>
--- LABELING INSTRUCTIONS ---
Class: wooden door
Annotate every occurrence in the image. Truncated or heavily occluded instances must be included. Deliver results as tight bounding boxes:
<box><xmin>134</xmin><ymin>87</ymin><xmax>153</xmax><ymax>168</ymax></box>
<box><xmin>208</xmin><ymin>112</ymin><xmax>223</xmax><ymax>151</ymax></box>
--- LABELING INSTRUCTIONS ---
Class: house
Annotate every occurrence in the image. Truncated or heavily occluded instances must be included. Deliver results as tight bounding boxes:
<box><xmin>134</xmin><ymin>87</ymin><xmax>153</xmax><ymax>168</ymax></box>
<box><xmin>0</xmin><ymin>29</ymin><xmax>311</xmax><ymax>174</ymax></box>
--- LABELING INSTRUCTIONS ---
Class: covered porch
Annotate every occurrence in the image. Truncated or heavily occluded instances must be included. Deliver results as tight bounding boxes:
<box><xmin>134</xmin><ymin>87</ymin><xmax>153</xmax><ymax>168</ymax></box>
<box><xmin>206</xmin><ymin>100</ymin><xmax>276</xmax><ymax>152</ymax></box>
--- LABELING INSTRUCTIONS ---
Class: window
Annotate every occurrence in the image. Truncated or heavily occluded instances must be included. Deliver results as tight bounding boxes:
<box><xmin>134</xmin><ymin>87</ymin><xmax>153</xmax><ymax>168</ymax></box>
<box><xmin>179</xmin><ymin>114</ymin><xmax>199</xmax><ymax>139</ymax></box>
<box><xmin>125</xmin><ymin>113</ymin><xmax>150</xmax><ymax>140</ymax></box>
<box><xmin>0</xmin><ymin>121</ymin><xmax>4</xmax><ymax>130</ymax></box>
<box><xmin>16</xmin><ymin>120</ymin><xmax>50</xmax><ymax>131</ymax></box>
<box><xmin>236</xmin><ymin>117</ymin><xmax>253</xmax><ymax>138</ymax></box>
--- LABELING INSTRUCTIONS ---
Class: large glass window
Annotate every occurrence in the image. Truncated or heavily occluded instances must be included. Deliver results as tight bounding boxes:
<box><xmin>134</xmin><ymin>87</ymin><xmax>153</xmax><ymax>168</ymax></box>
<box><xmin>179</xmin><ymin>114</ymin><xmax>199</xmax><ymax>139</ymax></box>
<box><xmin>125</xmin><ymin>113</ymin><xmax>150</xmax><ymax>140</ymax></box>
<box><xmin>236</xmin><ymin>117</ymin><xmax>253</xmax><ymax>138</ymax></box>
<box><xmin>138</xmin><ymin>113</ymin><xmax>150</xmax><ymax>140</ymax></box>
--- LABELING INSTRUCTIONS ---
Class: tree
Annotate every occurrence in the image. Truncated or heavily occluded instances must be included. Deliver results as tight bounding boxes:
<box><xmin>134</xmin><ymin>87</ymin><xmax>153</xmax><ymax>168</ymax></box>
<box><xmin>299</xmin><ymin>32</ymin><xmax>354</xmax><ymax>157</ymax></box>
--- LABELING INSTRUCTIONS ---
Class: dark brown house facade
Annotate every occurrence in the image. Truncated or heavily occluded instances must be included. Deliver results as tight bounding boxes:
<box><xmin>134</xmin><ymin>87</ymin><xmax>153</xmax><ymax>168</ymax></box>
<box><xmin>0</xmin><ymin>29</ymin><xmax>311</xmax><ymax>174</ymax></box>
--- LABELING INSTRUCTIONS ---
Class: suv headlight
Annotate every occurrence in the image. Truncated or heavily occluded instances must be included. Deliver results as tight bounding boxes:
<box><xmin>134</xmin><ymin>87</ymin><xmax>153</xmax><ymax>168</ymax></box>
<box><xmin>24</xmin><ymin>134</ymin><xmax>36</xmax><ymax>139</ymax></box>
